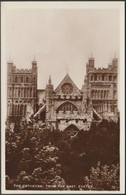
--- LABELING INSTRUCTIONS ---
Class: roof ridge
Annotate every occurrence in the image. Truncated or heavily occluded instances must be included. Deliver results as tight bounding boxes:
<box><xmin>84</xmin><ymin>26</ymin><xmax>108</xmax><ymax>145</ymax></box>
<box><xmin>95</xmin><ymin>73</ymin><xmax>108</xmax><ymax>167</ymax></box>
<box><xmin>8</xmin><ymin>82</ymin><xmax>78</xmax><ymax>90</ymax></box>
<box><xmin>54</xmin><ymin>73</ymin><xmax>81</xmax><ymax>93</ymax></box>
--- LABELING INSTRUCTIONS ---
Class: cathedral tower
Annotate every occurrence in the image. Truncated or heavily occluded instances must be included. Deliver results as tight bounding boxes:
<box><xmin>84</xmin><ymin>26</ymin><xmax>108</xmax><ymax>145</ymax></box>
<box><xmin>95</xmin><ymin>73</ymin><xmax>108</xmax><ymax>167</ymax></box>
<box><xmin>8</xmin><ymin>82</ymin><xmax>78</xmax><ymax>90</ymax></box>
<box><xmin>84</xmin><ymin>55</ymin><xmax>119</xmax><ymax>121</ymax></box>
<box><xmin>7</xmin><ymin>59</ymin><xmax>38</xmax><ymax>119</ymax></box>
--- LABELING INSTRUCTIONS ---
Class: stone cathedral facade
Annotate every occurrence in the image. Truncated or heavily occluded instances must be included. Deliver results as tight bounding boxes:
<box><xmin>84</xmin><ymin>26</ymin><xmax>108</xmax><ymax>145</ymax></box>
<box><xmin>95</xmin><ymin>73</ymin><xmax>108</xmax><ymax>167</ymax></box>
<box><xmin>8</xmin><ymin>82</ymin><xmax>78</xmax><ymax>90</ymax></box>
<box><xmin>7</xmin><ymin>56</ymin><xmax>119</xmax><ymax>131</ymax></box>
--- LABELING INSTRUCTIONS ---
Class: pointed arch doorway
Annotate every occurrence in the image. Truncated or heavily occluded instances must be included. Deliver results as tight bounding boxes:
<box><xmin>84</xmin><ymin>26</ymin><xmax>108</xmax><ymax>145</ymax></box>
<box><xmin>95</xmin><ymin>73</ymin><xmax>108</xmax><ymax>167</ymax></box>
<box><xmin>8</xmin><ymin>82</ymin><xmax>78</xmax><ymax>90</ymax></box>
<box><xmin>64</xmin><ymin>124</ymin><xmax>79</xmax><ymax>136</ymax></box>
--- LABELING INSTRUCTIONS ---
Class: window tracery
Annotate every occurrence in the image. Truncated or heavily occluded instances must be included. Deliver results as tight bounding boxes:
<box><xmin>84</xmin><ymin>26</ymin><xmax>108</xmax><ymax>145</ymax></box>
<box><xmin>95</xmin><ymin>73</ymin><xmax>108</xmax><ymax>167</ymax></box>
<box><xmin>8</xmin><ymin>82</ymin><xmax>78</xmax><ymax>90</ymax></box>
<box><xmin>57</xmin><ymin>102</ymin><xmax>78</xmax><ymax>113</ymax></box>
<box><xmin>62</xmin><ymin>83</ymin><xmax>73</xmax><ymax>94</ymax></box>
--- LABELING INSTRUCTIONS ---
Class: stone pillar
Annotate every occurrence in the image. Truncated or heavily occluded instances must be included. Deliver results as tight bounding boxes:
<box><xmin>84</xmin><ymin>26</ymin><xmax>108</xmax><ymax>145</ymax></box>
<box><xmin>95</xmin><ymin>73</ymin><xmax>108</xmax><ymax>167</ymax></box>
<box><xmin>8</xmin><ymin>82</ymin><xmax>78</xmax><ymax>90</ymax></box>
<box><xmin>32</xmin><ymin>87</ymin><xmax>33</xmax><ymax>97</ymax></box>
<box><xmin>28</xmin><ymin>87</ymin><xmax>29</xmax><ymax>97</ymax></box>
<box><xmin>110</xmin><ymin>84</ymin><xmax>114</xmax><ymax>99</ymax></box>
<box><xmin>108</xmin><ymin>102</ymin><xmax>110</xmax><ymax>112</ymax></box>
<box><xmin>17</xmin><ymin>88</ymin><xmax>18</xmax><ymax>98</ymax></box>
<box><xmin>22</xmin><ymin>87</ymin><xmax>24</xmax><ymax>98</ymax></box>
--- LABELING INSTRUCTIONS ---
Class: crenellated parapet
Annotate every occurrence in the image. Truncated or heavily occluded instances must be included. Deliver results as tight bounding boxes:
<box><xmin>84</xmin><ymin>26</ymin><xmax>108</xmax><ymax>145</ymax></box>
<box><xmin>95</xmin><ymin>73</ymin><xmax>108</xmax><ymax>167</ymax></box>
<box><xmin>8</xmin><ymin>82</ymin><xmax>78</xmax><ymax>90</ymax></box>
<box><xmin>13</xmin><ymin>68</ymin><xmax>32</xmax><ymax>73</ymax></box>
<box><xmin>53</xmin><ymin>94</ymin><xmax>83</xmax><ymax>101</ymax></box>
<box><xmin>86</xmin><ymin>57</ymin><xmax>118</xmax><ymax>74</ymax></box>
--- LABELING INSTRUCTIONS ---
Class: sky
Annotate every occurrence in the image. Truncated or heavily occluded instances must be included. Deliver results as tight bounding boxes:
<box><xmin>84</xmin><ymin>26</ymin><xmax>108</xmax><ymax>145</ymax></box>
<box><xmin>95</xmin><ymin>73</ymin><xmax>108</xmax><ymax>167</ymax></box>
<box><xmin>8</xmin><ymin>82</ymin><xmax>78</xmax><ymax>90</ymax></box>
<box><xmin>4</xmin><ymin>3</ymin><xmax>120</xmax><ymax>90</ymax></box>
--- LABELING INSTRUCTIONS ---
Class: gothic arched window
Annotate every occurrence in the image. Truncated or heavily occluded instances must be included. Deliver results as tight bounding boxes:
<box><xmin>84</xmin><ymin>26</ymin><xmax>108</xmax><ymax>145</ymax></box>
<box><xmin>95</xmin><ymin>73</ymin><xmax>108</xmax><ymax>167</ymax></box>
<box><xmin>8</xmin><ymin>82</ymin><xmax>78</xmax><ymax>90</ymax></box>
<box><xmin>114</xmin><ymin>90</ymin><xmax>117</xmax><ymax>99</ymax></box>
<box><xmin>109</xmin><ymin>75</ymin><xmax>112</xmax><ymax>81</ymax></box>
<box><xmin>57</xmin><ymin>101</ymin><xmax>78</xmax><ymax>113</ymax></box>
<box><xmin>34</xmin><ymin>88</ymin><xmax>36</xmax><ymax>97</ymax></box>
<box><xmin>107</xmin><ymin>90</ymin><xmax>109</xmax><ymax>98</ymax></box>
<box><xmin>18</xmin><ymin>88</ymin><xmax>21</xmax><ymax>97</ymax></box>
<box><xmin>113</xmin><ymin>76</ymin><xmax>117</xmax><ymax>82</ymax></box>
<box><xmin>101</xmin><ymin>90</ymin><xmax>103</xmax><ymax>98</ymax></box>
<box><xmin>94</xmin><ymin>75</ymin><xmax>97</xmax><ymax>81</ymax></box>
<box><xmin>30</xmin><ymin>88</ymin><xmax>32</xmax><ymax>97</ymax></box>
<box><xmin>104</xmin><ymin>90</ymin><xmax>106</xmax><ymax>99</ymax></box>
<box><xmin>91</xmin><ymin>90</ymin><xmax>94</xmax><ymax>98</ymax></box>
<box><xmin>24</xmin><ymin>88</ymin><xmax>26</xmax><ymax>97</ymax></box>
<box><xmin>91</xmin><ymin>75</ymin><xmax>93</xmax><ymax>81</ymax></box>
<box><xmin>34</xmin><ymin>76</ymin><xmax>36</xmax><ymax>83</ymax></box>
<box><xmin>26</xmin><ymin>77</ymin><xmax>29</xmax><ymax>83</ymax></box>
<box><xmin>15</xmin><ymin>76</ymin><xmax>18</xmax><ymax>83</ymax></box>
<box><xmin>21</xmin><ymin>76</ymin><xmax>23</xmax><ymax>83</ymax></box>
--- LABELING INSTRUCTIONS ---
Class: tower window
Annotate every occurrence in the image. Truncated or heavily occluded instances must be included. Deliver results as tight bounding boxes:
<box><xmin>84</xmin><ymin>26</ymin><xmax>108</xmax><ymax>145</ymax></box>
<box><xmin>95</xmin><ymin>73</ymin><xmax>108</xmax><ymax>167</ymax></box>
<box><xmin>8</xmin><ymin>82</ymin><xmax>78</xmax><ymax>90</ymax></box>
<box><xmin>114</xmin><ymin>90</ymin><xmax>117</xmax><ymax>99</ymax></box>
<box><xmin>18</xmin><ymin>88</ymin><xmax>21</xmax><ymax>97</ymax></box>
<box><xmin>113</xmin><ymin>76</ymin><xmax>117</xmax><ymax>81</ymax></box>
<box><xmin>34</xmin><ymin>77</ymin><xmax>36</xmax><ymax>83</ymax></box>
<box><xmin>21</xmin><ymin>76</ymin><xmax>23</xmax><ymax>83</ymax></box>
<box><xmin>26</xmin><ymin>77</ymin><xmax>29</xmax><ymax>83</ymax></box>
<box><xmin>15</xmin><ymin>76</ymin><xmax>18</xmax><ymax>83</ymax></box>
<box><xmin>109</xmin><ymin>75</ymin><xmax>112</xmax><ymax>81</ymax></box>
<box><xmin>24</xmin><ymin>88</ymin><xmax>26</xmax><ymax>97</ymax></box>
<box><xmin>91</xmin><ymin>75</ymin><xmax>93</xmax><ymax>81</ymax></box>
<box><xmin>94</xmin><ymin>75</ymin><xmax>97</xmax><ymax>81</ymax></box>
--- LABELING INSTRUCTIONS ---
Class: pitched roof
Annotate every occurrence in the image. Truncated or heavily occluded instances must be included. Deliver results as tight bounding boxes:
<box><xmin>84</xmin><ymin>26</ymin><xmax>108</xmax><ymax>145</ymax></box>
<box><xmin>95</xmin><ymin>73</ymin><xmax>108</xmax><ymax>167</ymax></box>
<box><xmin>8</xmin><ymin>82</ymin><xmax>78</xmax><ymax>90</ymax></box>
<box><xmin>54</xmin><ymin>73</ymin><xmax>81</xmax><ymax>95</ymax></box>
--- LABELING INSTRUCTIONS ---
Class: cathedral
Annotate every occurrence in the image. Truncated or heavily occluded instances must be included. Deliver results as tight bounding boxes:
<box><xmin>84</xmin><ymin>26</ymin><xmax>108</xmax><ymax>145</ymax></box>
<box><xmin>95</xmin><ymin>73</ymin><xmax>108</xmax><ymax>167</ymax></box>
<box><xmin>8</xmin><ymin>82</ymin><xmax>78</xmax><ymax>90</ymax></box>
<box><xmin>7</xmin><ymin>56</ymin><xmax>119</xmax><ymax>131</ymax></box>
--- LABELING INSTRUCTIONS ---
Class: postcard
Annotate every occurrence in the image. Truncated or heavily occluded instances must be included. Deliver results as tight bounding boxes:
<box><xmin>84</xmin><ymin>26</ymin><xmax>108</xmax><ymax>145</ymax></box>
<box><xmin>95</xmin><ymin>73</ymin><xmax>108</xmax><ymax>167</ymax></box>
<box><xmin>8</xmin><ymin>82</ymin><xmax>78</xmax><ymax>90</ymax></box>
<box><xmin>1</xmin><ymin>1</ymin><xmax>125</xmax><ymax>194</ymax></box>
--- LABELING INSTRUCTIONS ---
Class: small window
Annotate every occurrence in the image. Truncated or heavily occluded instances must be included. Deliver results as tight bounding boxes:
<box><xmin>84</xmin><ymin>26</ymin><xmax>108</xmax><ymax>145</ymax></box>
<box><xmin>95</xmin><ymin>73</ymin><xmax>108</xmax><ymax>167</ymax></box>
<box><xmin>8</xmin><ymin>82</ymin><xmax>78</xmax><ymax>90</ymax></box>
<box><xmin>109</xmin><ymin>75</ymin><xmax>112</xmax><ymax>81</ymax></box>
<box><xmin>91</xmin><ymin>75</ymin><xmax>93</xmax><ymax>81</ymax></box>
<box><xmin>34</xmin><ymin>77</ymin><xmax>36</xmax><ymax>83</ymax></box>
<box><xmin>113</xmin><ymin>76</ymin><xmax>117</xmax><ymax>81</ymax></box>
<box><xmin>114</xmin><ymin>90</ymin><xmax>117</xmax><ymax>99</ymax></box>
<box><xmin>94</xmin><ymin>75</ymin><xmax>97</xmax><ymax>81</ymax></box>
<box><xmin>26</xmin><ymin>77</ymin><xmax>29</xmax><ymax>83</ymax></box>
<box><xmin>15</xmin><ymin>76</ymin><xmax>18</xmax><ymax>83</ymax></box>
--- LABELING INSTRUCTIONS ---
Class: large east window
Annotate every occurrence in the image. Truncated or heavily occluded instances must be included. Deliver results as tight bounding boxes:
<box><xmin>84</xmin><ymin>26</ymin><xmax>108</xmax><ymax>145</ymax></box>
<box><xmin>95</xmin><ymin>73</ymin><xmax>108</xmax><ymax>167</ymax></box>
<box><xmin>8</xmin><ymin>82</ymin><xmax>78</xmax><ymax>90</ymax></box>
<box><xmin>57</xmin><ymin>101</ymin><xmax>78</xmax><ymax>113</ymax></box>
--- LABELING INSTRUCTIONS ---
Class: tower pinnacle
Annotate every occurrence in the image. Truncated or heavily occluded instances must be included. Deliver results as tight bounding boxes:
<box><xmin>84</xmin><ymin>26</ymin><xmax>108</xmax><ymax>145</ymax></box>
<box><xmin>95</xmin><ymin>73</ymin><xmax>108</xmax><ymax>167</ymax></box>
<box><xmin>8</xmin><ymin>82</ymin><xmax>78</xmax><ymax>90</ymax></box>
<box><xmin>33</xmin><ymin>55</ymin><xmax>37</xmax><ymax>62</ymax></box>
<box><xmin>49</xmin><ymin>75</ymin><xmax>51</xmax><ymax>84</ymax></box>
<box><xmin>114</xmin><ymin>52</ymin><xmax>117</xmax><ymax>58</ymax></box>
<box><xmin>8</xmin><ymin>54</ymin><xmax>13</xmax><ymax>63</ymax></box>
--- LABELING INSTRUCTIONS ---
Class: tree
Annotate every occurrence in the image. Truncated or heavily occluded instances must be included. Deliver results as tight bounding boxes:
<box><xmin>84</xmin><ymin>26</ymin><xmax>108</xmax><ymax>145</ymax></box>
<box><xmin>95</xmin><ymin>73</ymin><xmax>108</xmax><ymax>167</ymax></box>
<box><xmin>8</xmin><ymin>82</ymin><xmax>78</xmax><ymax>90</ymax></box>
<box><xmin>83</xmin><ymin>162</ymin><xmax>120</xmax><ymax>190</ymax></box>
<box><xmin>6</xmin><ymin>118</ymin><xmax>120</xmax><ymax>190</ymax></box>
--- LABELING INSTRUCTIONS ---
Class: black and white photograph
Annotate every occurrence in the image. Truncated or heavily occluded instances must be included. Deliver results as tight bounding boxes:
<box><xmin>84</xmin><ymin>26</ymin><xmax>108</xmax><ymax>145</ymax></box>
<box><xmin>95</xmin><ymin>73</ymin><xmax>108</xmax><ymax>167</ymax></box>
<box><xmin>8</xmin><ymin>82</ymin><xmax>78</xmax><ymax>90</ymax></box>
<box><xmin>1</xmin><ymin>1</ymin><xmax>125</xmax><ymax>194</ymax></box>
